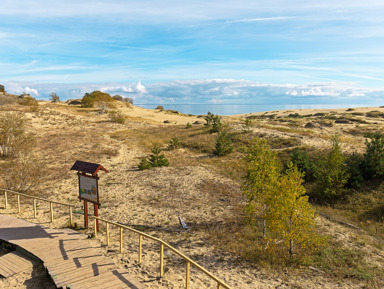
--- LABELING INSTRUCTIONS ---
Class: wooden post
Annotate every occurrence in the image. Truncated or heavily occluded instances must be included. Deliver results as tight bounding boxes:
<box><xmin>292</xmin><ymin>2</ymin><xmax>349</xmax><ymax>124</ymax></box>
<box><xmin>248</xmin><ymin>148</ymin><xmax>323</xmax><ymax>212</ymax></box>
<box><xmin>138</xmin><ymin>235</ymin><xmax>142</xmax><ymax>264</ymax></box>
<box><xmin>69</xmin><ymin>207</ymin><xmax>73</xmax><ymax>227</ymax></box>
<box><xmin>84</xmin><ymin>200</ymin><xmax>88</xmax><ymax>228</ymax></box>
<box><xmin>17</xmin><ymin>195</ymin><xmax>20</xmax><ymax>214</ymax></box>
<box><xmin>106</xmin><ymin>223</ymin><xmax>110</xmax><ymax>246</ymax></box>
<box><xmin>94</xmin><ymin>203</ymin><xmax>99</xmax><ymax>232</ymax></box>
<box><xmin>160</xmin><ymin>243</ymin><xmax>164</xmax><ymax>278</ymax></box>
<box><xmin>50</xmin><ymin>202</ymin><xmax>54</xmax><ymax>223</ymax></box>
<box><xmin>120</xmin><ymin>227</ymin><xmax>123</xmax><ymax>253</ymax></box>
<box><xmin>94</xmin><ymin>218</ymin><xmax>97</xmax><ymax>238</ymax></box>
<box><xmin>33</xmin><ymin>199</ymin><xmax>37</xmax><ymax>218</ymax></box>
<box><xmin>4</xmin><ymin>191</ymin><xmax>7</xmax><ymax>209</ymax></box>
<box><xmin>186</xmin><ymin>261</ymin><xmax>190</xmax><ymax>289</ymax></box>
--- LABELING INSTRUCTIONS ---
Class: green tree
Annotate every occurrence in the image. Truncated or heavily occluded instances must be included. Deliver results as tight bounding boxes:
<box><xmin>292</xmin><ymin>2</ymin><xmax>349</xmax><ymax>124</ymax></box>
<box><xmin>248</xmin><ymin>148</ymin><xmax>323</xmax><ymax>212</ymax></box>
<box><xmin>290</xmin><ymin>148</ymin><xmax>315</xmax><ymax>181</ymax></box>
<box><xmin>346</xmin><ymin>152</ymin><xmax>364</xmax><ymax>188</ymax></box>
<box><xmin>363</xmin><ymin>132</ymin><xmax>384</xmax><ymax>177</ymax></box>
<box><xmin>313</xmin><ymin>135</ymin><xmax>349</xmax><ymax>202</ymax></box>
<box><xmin>204</xmin><ymin>111</ymin><xmax>214</xmax><ymax>126</ymax></box>
<box><xmin>204</xmin><ymin>111</ymin><xmax>222</xmax><ymax>133</ymax></box>
<box><xmin>211</xmin><ymin>115</ymin><xmax>222</xmax><ymax>133</ymax></box>
<box><xmin>214</xmin><ymin>130</ymin><xmax>233</xmax><ymax>157</ymax></box>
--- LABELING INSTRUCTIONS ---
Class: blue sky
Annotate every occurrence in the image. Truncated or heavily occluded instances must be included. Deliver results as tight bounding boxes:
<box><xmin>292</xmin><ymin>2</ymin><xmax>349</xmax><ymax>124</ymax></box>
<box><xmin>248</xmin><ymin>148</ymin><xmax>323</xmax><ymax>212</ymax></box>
<box><xmin>1</xmin><ymin>0</ymin><xmax>384</xmax><ymax>106</ymax></box>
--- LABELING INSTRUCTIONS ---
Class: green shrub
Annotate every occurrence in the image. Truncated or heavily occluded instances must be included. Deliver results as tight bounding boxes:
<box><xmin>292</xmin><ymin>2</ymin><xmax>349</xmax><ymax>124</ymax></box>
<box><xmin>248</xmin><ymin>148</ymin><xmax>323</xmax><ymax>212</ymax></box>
<box><xmin>138</xmin><ymin>145</ymin><xmax>169</xmax><ymax>169</ymax></box>
<box><xmin>214</xmin><ymin>130</ymin><xmax>233</xmax><ymax>157</ymax></box>
<box><xmin>138</xmin><ymin>157</ymin><xmax>152</xmax><ymax>170</ymax></box>
<box><xmin>148</xmin><ymin>145</ymin><xmax>169</xmax><ymax>167</ymax></box>
<box><xmin>185</xmin><ymin>122</ymin><xmax>192</xmax><ymax>129</ymax></box>
<box><xmin>18</xmin><ymin>96</ymin><xmax>38</xmax><ymax>107</ymax></box>
<box><xmin>112</xmin><ymin>94</ymin><xmax>123</xmax><ymax>101</ymax></box>
<box><xmin>167</xmin><ymin>137</ymin><xmax>181</xmax><ymax>150</ymax></box>
<box><xmin>81</xmin><ymin>91</ymin><xmax>115</xmax><ymax>109</ymax></box>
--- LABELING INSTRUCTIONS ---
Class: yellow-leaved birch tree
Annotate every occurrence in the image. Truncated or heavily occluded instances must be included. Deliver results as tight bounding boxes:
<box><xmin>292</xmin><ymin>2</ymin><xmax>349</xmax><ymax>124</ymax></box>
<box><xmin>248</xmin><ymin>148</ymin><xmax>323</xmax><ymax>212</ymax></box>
<box><xmin>243</xmin><ymin>138</ymin><xmax>324</xmax><ymax>257</ymax></box>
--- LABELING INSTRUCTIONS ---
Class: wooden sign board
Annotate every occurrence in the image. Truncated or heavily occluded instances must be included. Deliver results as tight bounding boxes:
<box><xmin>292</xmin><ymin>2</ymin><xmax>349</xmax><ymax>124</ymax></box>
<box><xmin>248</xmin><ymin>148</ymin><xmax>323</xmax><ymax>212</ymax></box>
<box><xmin>78</xmin><ymin>173</ymin><xmax>100</xmax><ymax>206</ymax></box>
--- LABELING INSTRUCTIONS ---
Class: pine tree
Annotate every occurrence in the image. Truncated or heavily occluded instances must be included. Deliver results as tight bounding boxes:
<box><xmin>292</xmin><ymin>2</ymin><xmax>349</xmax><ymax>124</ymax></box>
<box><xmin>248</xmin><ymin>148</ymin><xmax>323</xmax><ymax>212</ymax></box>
<box><xmin>214</xmin><ymin>130</ymin><xmax>233</xmax><ymax>157</ymax></box>
<box><xmin>148</xmin><ymin>144</ymin><xmax>169</xmax><ymax>167</ymax></box>
<box><xmin>314</xmin><ymin>135</ymin><xmax>349</xmax><ymax>202</ymax></box>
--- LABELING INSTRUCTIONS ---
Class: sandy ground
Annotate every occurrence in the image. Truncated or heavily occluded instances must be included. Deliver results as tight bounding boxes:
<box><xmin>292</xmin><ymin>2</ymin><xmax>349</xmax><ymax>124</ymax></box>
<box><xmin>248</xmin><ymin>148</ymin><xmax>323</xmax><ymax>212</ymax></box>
<box><xmin>1</xmin><ymin>101</ymin><xmax>384</xmax><ymax>288</ymax></box>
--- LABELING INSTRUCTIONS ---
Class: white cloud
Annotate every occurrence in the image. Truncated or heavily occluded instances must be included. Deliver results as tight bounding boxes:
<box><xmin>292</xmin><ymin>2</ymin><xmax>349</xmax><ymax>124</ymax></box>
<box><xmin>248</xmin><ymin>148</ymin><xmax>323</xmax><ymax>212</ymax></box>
<box><xmin>2</xmin><ymin>79</ymin><xmax>382</xmax><ymax>107</ymax></box>
<box><xmin>226</xmin><ymin>17</ymin><xmax>294</xmax><ymax>24</ymax></box>
<box><xmin>286</xmin><ymin>87</ymin><xmax>340</xmax><ymax>97</ymax></box>
<box><xmin>24</xmin><ymin>87</ymin><xmax>39</xmax><ymax>96</ymax></box>
<box><xmin>100</xmin><ymin>81</ymin><xmax>147</xmax><ymax>95</ymax></box>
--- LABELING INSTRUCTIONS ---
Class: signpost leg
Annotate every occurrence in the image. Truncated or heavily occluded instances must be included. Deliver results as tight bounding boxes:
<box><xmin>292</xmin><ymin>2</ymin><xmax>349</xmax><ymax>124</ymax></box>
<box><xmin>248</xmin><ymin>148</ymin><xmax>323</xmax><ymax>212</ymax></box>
<box><xmin>94</xmin><ymin>203</ymin><xmax>99</xmax><ymax>232</ymax></box>
<box><xmin>84</xmin><ymin>200</ymin><xmax>89</xmax><ymax>228</ymax></box>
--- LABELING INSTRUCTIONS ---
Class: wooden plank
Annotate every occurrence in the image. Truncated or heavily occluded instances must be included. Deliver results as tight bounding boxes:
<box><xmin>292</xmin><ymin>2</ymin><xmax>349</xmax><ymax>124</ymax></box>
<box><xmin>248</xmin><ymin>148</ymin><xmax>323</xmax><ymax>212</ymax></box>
<box><xmin>0</xmin><ymin>251</ymin><xmax>33</xmax><ymax>278</ymax></box>
<box><xmin>0</xmin><ymin>215</ymin><xmax>145</xmax><ymax>288</ymax></box>
<box><xmin>47</xmin><ymin>258</ymin><xmax>113</xmax><ymax>276</ymax></box>
<box><xmin>54</xmin><ymin>263</ymin><xmax>116</xmax><ymax>288</ymax></box>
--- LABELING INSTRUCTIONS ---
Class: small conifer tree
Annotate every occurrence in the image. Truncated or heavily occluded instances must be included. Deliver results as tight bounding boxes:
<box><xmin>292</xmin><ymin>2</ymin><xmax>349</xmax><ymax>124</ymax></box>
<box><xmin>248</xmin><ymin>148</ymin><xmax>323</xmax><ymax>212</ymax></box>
<box><xmin>214</xmin><ymin>130</ymin><xmax>233</xmax><ymax>157</ymax></box>
<box><xmin>314</xmin><ymin>135</ymin><xmax>349</xmax><ymax>202</ymax></box>
<box><xmin>138</xmin><ymin>157</ymin><xmax>152</xmax><ymax>170</ymax></box>
<box><xmin>148</xmin><ymin>144</ymin><xmax>169</xmax><ymax>167</ymax></box>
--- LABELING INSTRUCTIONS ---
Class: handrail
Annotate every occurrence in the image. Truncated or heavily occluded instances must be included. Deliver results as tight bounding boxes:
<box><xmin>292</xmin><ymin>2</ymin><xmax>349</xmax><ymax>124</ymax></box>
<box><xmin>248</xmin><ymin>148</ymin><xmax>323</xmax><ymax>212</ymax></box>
<box><xmin>0</xmin><ymin>188</ymin><xmax>232</xmax><ymax>289</ymax></box>
<box><xmin>0</xmin><ymin>188</ymin><xmax>75</xmax><ymax>207</ymax></box>
<box><xmin>93</xmin><ymin>216</ymin><xmax>232</xmax><ymax>289</ymax></box>
<box><xmin>0</xmin><ymin>188</ymin><xmax>75</xmax><ymax>226</ymax></box>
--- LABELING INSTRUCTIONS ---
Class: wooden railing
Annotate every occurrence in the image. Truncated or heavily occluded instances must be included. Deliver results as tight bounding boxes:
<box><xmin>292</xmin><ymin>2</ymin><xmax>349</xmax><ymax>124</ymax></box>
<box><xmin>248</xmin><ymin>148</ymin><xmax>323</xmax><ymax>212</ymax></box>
<box><xmin>92</xmin><ymin>216</ymin><xmax>232</xmax><ymax>289</ymax></box>
<box><xmin>0</xmin><ymin>188</ymin><xmax>232</xmax><ymax>289</ymax></box>
<box><xmin>0</xmin><ymin>188</ymin><xmax>74</xmax><ymax>226</ymax></box>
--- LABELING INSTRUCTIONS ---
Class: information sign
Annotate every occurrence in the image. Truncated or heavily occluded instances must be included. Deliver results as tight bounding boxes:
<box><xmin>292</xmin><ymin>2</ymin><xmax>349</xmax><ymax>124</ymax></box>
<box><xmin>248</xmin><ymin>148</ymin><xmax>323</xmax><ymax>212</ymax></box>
<box><xmin>78</xmin><ymin>174</ymin><xmax>100</xmax><ymax>205</ymax></box>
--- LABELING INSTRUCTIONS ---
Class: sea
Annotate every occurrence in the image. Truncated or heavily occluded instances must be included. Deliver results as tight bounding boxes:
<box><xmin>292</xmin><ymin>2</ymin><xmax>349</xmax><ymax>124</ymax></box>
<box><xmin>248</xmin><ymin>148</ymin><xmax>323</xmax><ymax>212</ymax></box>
<box><xmin>136</xmin><ymin>103</ymin><xmax>367</xmax><ymax>116</ymax></box>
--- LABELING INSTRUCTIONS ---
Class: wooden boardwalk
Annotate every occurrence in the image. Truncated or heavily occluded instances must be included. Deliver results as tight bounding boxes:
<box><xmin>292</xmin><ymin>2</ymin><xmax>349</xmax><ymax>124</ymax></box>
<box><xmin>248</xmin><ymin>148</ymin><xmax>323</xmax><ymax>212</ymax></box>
<box><xmin>0</xmin><ymin>215</ymin><xmax>145</xmax><ymax>289</ymax></box>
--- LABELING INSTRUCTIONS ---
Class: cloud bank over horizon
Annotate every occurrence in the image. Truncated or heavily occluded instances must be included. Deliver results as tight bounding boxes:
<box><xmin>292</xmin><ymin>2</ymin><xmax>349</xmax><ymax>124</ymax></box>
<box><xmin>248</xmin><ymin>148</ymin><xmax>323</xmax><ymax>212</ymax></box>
<box><xmin>3</xmin><ymin>80</ymin><xmax>383</xmax><ymax>108</ymax></box>
<box><xmin>1</xmin><ymin>1</ymin><xmax>384</xmax><ymax>99</ymax></box>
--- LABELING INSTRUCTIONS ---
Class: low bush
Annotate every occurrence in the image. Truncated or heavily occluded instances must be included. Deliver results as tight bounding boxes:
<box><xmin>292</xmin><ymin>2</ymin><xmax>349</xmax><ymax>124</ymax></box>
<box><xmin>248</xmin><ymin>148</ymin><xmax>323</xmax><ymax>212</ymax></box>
<box><xmin>81</xmin><ymin>91</ymin><xmax>115</xmax><ymax>110</ymax></box>
<box><xmin>108</xmin><ymin>110</ymin><xmax>126</xmax><ymax>124</ymax></box>
<box><xmin>0</xmin><ymin>113</ymin><xmax>35</xmax><ymax>158</ymax></box>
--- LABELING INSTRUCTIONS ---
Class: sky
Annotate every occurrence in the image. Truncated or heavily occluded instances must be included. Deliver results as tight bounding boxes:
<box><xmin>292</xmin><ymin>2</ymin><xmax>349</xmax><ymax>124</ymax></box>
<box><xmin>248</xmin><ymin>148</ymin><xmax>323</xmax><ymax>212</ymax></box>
<box><xmin>1</xmin><ymin>0</ymin><xmax>384</xmax><ymax>107</ymax></box>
